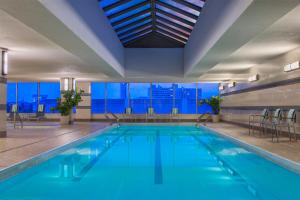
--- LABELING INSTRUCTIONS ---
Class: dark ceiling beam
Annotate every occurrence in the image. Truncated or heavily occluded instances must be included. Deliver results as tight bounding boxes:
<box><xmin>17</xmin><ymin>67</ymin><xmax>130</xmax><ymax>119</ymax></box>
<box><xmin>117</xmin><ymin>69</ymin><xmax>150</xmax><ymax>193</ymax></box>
<box><xmin>111</xmin><ymin>8</ymin><xmax>151</xmax><ymax>27</ymax></box>
<box><xmin>150</xmin><ymin>0</ymin><xmax>156</xmax><ymax>30</ymax></box>
<box><xmin>107</xmin><ymin>0</ymin><xmax>150</xmax><ymax>19</ymax></box>
<box><xmin>172</xmin><ymin>0</ymin><xmax>202</xmax><ymax>12</ymax></box>
<box><xmin>156</xmin><ymin>8</ymin><xmax>194</xmax><ymax>27</ymax></box>
<box><xmin>156</xmin><ymin>16</ymin><xmax>192</xmax><ymax>32</ymax></box>
<box><xmin>115</xmin><ymin>15</ymin><xmax>152</xmax><ymax>32</ymax></box>
<box><xmin>156</xmin><ymin>0</ymin><xmax>198</xmax><ymax>20</ymax></box>
<box><xmin>121</xmin><ymin>28</ymin><xmax>153</xmax><ymax>43</ymax></box>
<box><xmin>119</xmin><ymin>22</ymin><xmax>152</xmax><ymax>38</ymax></box>
<box><xmin>103</xmin><ymin>0</ymin><xmax>132</xmax><ymax>12</ymax></box>
<box><xmin>156</xmin><ymin>27</ymin><xmax>187</xmax><ymax>43</ymax></box>
<box><xmin>156</xmin><ymin>22</ymin><xmax>190</xmax><ymax>38</ymax></box>
<box><xmin>155</xmin><ymin>31</ymin><xmax>185</xmax><ymax>45</ymax></box>
<box><xmin>124</xmin><ymin>31</ymin><xmax>153</xmax><ymax>47</ymax></box>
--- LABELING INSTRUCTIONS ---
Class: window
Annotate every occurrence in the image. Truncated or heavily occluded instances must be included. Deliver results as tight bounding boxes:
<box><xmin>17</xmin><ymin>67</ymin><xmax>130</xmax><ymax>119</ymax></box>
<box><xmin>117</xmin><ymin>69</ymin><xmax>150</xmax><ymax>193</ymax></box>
<box><xmin>198</xmin><ymin>83</ymin><xmax>219</xmax><ymax>114</ymax></box>
<box><xmin>18</xmin><ymin>82</ymin><xmax>38</xmax><ymax>113</ymax></box>
<box><xmin>130</xmin><ymin>83</ymin><xmax>151</xmax><ymax>114</ymax></box>
<box><xmin>107</xmin><ymin>83</ymin><xmax>128</xmax><ymax>114</ymax></box>
<box><xmin>175</xmin><ymin>83</ymin><xmax>197</xmax><ymax>114</ymax></box>
<box><xmin>7</xmin><ymin>82</ymin><xmax>16</xmax><ymax>113</ymax></box>
<box><xmin>91</xmin><ymin>83</ymin><xmax>106</xmax><ymax>113</ymax></box>
<box><xmin>152</xmin><ymin>83</ymin><xmax>173</xmax><ymax>114</ymax></box>
<box><xmin>40</xmin><ymin>82</ymin><xmax>60</xmax><ymax>113</ymax></box>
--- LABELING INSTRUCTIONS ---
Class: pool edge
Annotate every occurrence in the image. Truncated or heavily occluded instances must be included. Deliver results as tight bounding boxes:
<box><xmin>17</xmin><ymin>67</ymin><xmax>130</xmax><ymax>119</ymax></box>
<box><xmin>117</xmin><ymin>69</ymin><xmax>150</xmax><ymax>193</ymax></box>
<box><xmin>0</xmin><ymin>124</ymin><xmax>116</xmax><ymax>181</ymax></box>
<box><xmin>201</xmin><ymin>125</ymin><xmax>300</xmax><ymax>175</ymax></box>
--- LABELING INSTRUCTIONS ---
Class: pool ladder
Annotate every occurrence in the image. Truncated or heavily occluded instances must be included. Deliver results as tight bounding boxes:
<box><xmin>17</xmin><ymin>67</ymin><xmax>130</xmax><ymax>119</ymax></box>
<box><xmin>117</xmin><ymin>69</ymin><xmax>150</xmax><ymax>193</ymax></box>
<box><xmin>105</xmin><ymin>112</ymin><xmax>120</xmax><ymax>126</ymax></box>
<box><xmin>196</xmin><ymin>113</ymin><xmax>211</xmax><ymax>127</ymax></box>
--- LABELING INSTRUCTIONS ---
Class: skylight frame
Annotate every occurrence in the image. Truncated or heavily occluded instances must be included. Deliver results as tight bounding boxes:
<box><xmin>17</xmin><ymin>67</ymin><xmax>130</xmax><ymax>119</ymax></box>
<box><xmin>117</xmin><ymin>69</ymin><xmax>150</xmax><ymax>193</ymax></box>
<box><xmin>99</xmin><ymin>0</ymin><xmax>206</xmax><ymax>47</ymax></box>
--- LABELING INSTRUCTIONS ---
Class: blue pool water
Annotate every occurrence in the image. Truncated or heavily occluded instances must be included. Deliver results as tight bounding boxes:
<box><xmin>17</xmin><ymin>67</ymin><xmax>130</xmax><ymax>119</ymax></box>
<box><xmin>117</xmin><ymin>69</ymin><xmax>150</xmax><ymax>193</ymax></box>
<box><xmin>0</xmin><ymin>125</ymin><xmax>299</xmax><ymax>200</ymax></box>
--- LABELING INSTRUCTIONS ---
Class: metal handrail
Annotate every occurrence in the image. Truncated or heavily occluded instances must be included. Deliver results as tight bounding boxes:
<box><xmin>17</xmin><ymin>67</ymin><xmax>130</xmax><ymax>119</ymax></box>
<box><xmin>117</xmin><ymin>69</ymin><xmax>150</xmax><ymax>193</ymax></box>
<box><xmin>106</xmin><ymin>112</ymin><xmax>120</xmax><ymax>123</ymax></box>
<box><xmin>196</xmin><ymin>113</ymin><xmax>211</xmax><ymax>127</ymax></box>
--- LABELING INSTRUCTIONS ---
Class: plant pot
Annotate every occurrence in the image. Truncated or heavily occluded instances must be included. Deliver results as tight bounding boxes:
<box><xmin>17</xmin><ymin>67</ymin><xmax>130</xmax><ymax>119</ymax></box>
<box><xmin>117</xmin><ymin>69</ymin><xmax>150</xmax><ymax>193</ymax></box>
<box><xmin>60</xmin><ymin>113</ymin><xmax>74</xmax><ymax>125</ymax></box>
<box><xmin>211</xmin><ymin>114</ymin><xmax>220</xmax><ymax>123</ymax></box>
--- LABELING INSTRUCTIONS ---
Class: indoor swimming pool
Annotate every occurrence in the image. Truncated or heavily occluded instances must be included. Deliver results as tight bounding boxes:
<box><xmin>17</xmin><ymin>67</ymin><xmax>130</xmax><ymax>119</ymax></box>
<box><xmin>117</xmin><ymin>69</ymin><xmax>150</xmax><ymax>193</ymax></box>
<box><xmin>0</xmin><ymin>125</ymin><xmax>299</xmax><ymax>200</ymax></box>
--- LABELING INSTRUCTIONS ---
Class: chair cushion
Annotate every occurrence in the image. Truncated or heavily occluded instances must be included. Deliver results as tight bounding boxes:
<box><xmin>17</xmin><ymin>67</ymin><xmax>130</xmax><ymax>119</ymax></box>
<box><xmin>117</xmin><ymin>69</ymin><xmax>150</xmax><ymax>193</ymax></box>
<box><xmin>172</xmin><ymin>108</ymin><xmax>178</xmax><ymax>115</ymax></box>
<box><xmin>11</xmin><ymin>104</ymin><xmax>18</xmax><ymax>113</ymax></box>
<box><xmin>148</xmin><ymin>107</ymin><xmax>154</xmax><ymax>115</ymax></box>
<box><xmin>261</xmin><ymin>109</ymin><xmax>269</xmax><ymax>118</ymax></box>
<box><xmin>126</xmin><ymin>107</ymin><xmax>132</xmax><ymax>114</ymax></box>
<box><xmin>274</xmin><ymin>109</ymin><xmax>282</xmax><ymax>119</ymax></box>
<box><xmin>287</xmin><ymin>109</ymin><xmax>296</xmax><ymax>122</ymax></box>
<box><xmin>38</xmin><ymin>104</ymin><xmax>44</xmax><ymax>112</ymax></box>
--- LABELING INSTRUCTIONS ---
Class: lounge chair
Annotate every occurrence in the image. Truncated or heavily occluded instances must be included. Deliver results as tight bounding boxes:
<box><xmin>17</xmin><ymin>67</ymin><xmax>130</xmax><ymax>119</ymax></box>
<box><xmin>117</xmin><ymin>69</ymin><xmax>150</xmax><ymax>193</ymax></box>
<box><xmin>249</xmin><ymin>109</ymin><xmax>269</xmax><ymax>135</ymax></box>
<box><xmin>272</xmin><ymin>109</ymin><xmax>297</xmax><ymax>142</ymax></box>
<box><xmin>7</xmin><ymin>104</ymin><xmax>23</xmax><ymax>128</ymax></box>
<box><xmin>264</xmin><ymin>108</ymin><xmax>282</xmax><ymax>142</ymax></box>
<box><xmin>122</xmin><ymin>107</ymin><xmax>133</xmax><ymax>122</ymax></box>
<box><xmin>28</xmin><ymin>104</ymin><xmax>46</xmax><ymax>121</ymax></box>
<box><xmin>146</xmin><ymin>107</ymin><xmax>155</xmax><ymax>122</ymax></box>
<box><xmin>170</xmin><ymin>108</ymin><xmax>179</xmax><ymax>122</ymax></box>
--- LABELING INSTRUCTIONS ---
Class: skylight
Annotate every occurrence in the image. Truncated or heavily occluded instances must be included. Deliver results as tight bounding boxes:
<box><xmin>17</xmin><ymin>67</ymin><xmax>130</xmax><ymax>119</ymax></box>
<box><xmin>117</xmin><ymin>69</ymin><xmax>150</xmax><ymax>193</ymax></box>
<box><xmin>99</xmin><ymin>0</ymin><xmax>206</xmax><ymax>47</ymax></box>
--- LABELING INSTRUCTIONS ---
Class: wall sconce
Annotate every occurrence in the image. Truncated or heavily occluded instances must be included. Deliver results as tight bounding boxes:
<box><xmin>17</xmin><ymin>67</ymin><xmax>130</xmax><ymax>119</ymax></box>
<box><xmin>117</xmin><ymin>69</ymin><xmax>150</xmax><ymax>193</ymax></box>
<box><xmin>1</xmin><ymin>50</ymin><xmax>8</xmax><ymax>76</ymax></box>
<box><xmin>228</xmin><ymin>82</ymin><xmax>236</xmax><ymax>88</ymax></box>
<box><xmin>284</xmin><ymin>61</ymin><xmax>300</xmax><ymax>72</ymax></box>
<box><xmin>248</xmin><ymin>74</ymin><xmax>259</xmax><ymax>82</ymax></box>
<box><xmin>63</xmin><ymin>78</ymin><xmax>69</xmax><ymax>91</ymax></box>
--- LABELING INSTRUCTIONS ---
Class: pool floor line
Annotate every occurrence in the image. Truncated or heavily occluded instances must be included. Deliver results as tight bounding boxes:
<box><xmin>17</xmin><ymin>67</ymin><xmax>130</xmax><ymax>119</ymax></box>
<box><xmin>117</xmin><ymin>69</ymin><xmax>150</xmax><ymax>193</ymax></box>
<box><xmin>154</xmin><ymin>130</ymin><xmax>163</xmax><ymax>184</ymax></box>
<box><xmin>191</xmin><ymin>134</ymin><xmax>261</xmax><ymax>199</ymax></box>
<box><xmin>72</xmin><ymin>129</ymin><xmax>128</xmax><ymax>182</ymax></box>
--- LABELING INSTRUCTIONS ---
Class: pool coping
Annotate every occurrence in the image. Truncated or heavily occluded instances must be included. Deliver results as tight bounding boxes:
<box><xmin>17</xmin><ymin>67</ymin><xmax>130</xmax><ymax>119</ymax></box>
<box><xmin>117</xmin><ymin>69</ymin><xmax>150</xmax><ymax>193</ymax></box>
<box><xmin>0</xmin><ymin>125</ymin><xmax>116</xmax><ymax>181</ymax></box>
<box><xmin>201</xmin><ymin>125</ymin><xmax>300</xmax><ymax>175</ymax></box>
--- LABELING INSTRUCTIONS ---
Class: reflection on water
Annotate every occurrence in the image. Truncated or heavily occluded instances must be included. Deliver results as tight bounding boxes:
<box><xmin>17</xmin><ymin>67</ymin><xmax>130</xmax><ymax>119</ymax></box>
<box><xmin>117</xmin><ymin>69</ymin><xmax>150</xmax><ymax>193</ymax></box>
<box><xmin>0</xmin><ymin>125</ymin><xmax>299</xmax><ymax>200</ymax></box>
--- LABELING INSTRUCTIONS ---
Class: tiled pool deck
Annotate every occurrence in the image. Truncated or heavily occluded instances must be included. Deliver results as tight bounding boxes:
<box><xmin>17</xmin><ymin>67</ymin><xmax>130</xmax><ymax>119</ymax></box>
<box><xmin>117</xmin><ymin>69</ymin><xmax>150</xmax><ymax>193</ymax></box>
<box><xmin>206</xmin><ymin>122</ymin><xmax>300</xmax><ymax>164</ymax></box>
<box><xmin>0</xmin><ymin>122</ymin><xmax>110</xmax><ymax>169</ymax></box>
<box><xmin>0</xmin><ymin>122</ymin><xmax>299</xmax><ymax>171</ymax></box>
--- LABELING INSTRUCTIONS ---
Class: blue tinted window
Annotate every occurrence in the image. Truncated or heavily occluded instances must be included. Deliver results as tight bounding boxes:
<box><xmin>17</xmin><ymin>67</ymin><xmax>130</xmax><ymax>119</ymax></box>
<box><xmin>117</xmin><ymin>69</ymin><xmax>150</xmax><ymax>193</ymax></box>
<box><xmin>40</xmin><ymin>82</ymin><xmax>60</xmax><ymax>113</ymax></box>
<box><xmin>130</xmin><ymin>83</ymin><xmax>150</xmax><ymax>114</ymax></box>
<box><xmin>118</xmin><ymin>19</ymin><xmax>151</xmax><ymax>34</ymax></box>
<box><xmin>119</xmin><ymin>25</ymin><xmax>152</xmax><ymax>40</ymax></box>
<box><xmin>110</xmin><ymin>5</ymin><xmax>150</xmax><ymax>23</ymax></box>
<box><xmin>175</xmin><ymin>83</ymin><xmax>197</xmax><ymax>114</ymax></box>
<box><xmin>18</xmin><ymin>82</ymin><xmax>38</xmax><ymax>113</ymax></box>
<box><xmin>152</xmin><ymin>83</ymin><xmax>173</xmax><ymax>114</ymax></box>
<box><xmin>105</xmin><ymin>0</ymin><xmax>145</xmax><ymax>16</ymax></box>
<box><xmin>107</xmin><ymin>83</ymin><xmax>128</xmax><ymax>114</ymax></box>
<box><xmin>99</xmin><ymin>0</ymin><xmax>119</xmax><ymax>8</ymax></box>
<box><xmin>7</xmin><ymin>82</ymin><xmax>16</xmax><ymax>113</ymax></box>
<box><xmin>122</xmin><ymin>30</ymin><xmax>152</xmax><ymax>43</ymax></box>
<box><xmin>198</xmin><ymin>83</ymin><xmax>219</xmax><ymax>114</ymax></box>
<box><xmin>91</xmin><ymin>83</ymin><xmax>105</xmax><ymax>113</ymax></box>
<box><xmin>114</xmin><ymin>13</ymin><xmax>151</xmax><ymax>30</ymax></box>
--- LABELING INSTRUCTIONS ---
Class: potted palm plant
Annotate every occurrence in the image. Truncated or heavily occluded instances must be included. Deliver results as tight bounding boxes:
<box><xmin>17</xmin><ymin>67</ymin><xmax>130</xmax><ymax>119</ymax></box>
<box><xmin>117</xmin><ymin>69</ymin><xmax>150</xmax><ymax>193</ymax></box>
<box><xmin>52</xmin><ymin>89</ymin><xmax>83</xmax><ymax>125</ymax></box>
<box><xmin>200</xmin><ymin>96</ymin><xmax>222</xmax><ymax>123</ymax></box>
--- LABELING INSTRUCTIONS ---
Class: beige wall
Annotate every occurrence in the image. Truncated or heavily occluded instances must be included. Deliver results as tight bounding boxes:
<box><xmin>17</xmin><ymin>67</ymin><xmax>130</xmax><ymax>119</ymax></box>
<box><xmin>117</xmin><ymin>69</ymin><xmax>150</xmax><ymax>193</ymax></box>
<box><xmin>220</xmin><ymin>47</ymin><xmax>300</xmax><ymax>133</ymax></box>
<box><xmin>222</xmin><ymin>83</ymin><xmax>300</xmax><ymax>107</ymax></box>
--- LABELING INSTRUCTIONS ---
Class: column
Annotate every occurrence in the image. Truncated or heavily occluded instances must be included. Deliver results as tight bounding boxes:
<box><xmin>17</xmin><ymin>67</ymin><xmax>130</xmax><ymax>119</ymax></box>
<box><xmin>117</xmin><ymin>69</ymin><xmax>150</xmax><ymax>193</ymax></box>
<box><xmin>75</xmin><ymin>81</ymin><xmax>91</xmax><ymax>120</ymax></box>
<box><xmin>0</xmin><ymin>76</ymin><xmax>6</xmax><ymax>137</ymax></box>
<box><xmin>0</xmin><ymin>50</ymin><xmax>7</xmax><ymax>137</ymax></box>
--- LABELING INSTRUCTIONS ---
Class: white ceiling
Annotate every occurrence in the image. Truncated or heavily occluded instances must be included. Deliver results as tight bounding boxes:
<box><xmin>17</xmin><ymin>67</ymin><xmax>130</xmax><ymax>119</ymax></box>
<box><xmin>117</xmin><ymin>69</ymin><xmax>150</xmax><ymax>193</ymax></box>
<box><xmin>0</xmin><ymin>0</ymin><xmax>299</xmax><ymax>82</ymax></box>
<box><xmin>0</xmin><ymin>9</ymin><xmax>108</xmax><ymax>81</ymax></box>
<box><xmin>203</xmin><ymin>3</ymin><xmax>300</xmax><ymax>82</ymax></box>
